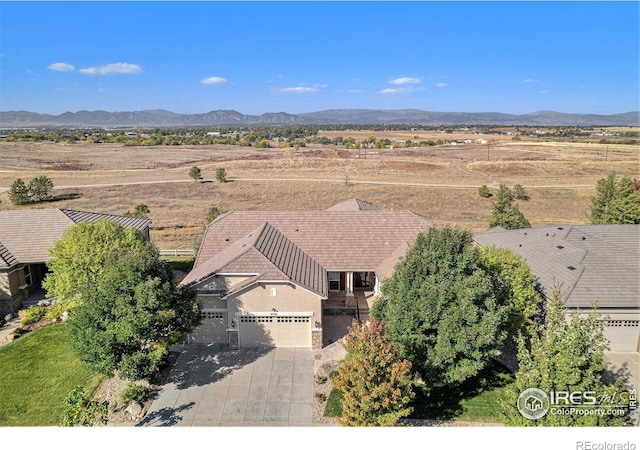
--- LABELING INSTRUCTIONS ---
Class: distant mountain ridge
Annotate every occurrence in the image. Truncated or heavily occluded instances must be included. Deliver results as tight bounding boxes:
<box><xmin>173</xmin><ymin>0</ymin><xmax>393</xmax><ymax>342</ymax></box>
<box><xmin>0</xmin><ymin>109</ymin><xmax>638</xmax><ymax>127</ymax></box>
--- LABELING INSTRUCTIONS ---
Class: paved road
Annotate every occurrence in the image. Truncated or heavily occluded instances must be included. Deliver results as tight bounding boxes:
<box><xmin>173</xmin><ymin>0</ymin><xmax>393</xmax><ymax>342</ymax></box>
<box><xmin>141</xmin><ymin>346</ymin><xmax>316</xmax><ymax>427</ymax></box>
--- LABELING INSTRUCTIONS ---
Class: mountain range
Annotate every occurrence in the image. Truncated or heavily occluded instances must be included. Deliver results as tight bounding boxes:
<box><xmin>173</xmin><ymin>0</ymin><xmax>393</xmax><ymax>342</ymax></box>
<box><xmin>0</xmin><ymin>109</ymin><xmax>638</xmax><ymax>127</ymax></box>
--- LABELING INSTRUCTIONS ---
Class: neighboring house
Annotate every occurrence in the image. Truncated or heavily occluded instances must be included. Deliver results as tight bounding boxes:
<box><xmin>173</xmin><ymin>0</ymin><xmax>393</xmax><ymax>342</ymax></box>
<box><xmin>475</xmin><ymin>225</ymin><xmax>640</xmax><ymax>352</ymax></box>
<box><xmin>181</xmin><ymin>199</ymin><xmax>430</xmax><ymax>349</ymax></box>
<box><xmin>0</xmin><ymin>208</ymin><xmax>151</xmax><ymax>315</ymax></box>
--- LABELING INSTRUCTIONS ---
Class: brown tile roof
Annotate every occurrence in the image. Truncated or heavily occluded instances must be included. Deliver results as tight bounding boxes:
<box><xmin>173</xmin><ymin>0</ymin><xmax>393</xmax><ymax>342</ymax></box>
<box><xmin>183</xmin><ymin>222</ymin><xmax>327</xmax><ymax>297</ymax></box>
<box><xmin>474</xmin><ymin>224</ymin><xmax>640</xmax><ymax>309</ymax></box>
<box><xmin>189</xmin><ymin>200</ymin><xmax>430</xmax><ymax>290</ymax></box>
<box><xmin>0</xmin><ymin>208</ymin><xmax>151</xmax><ymax>268</ymax></box>
<box><xmin>326</xmin><ymin>198</ymin><xmax>380</xmax><ymax>211</ymax></box>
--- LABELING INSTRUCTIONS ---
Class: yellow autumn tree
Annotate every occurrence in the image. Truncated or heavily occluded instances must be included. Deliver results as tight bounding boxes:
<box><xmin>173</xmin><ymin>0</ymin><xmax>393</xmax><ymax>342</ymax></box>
<box><xmin>331</xmin><ymin>319</ymin><xmax>414</xmax><ymax>426</ymax></box>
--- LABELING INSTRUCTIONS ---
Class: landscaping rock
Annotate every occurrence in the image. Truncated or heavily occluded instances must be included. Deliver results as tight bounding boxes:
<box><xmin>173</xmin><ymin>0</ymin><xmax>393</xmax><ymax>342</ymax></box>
<box><xmin>125</xmin><ymin>401</ymin><xmax>143</xmax><ymax>420</ymax></box>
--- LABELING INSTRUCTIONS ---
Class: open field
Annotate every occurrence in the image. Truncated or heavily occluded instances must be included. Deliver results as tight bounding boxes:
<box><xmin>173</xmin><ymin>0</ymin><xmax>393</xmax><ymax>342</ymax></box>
<box><xmin>0</xmin><ymin>138</ymin><xmax>637</xmax><ymax>249</ymax></box>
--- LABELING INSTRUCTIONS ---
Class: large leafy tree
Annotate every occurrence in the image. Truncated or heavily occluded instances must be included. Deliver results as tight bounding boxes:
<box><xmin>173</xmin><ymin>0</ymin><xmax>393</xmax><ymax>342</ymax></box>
<box><xmin>43</xmin><ymin>220</ymin><xmax>201</xmax><ymax>380</ymax></box>
<box><xmin>501</xmin><ymin>290</ymin><xmax>630</xmax><ymax>426</ymax></box>
<box><xmin>477</xmin><ymin>246</ymin><xmax>542</xmax><ymax>340</ymax></box>
<box><xmin>331</xmin><ymin>319</ymin><xmax>414</xmax><ymax>426</ymax></box>
<box><xmin>590</xmin><ymin>173</ymin><xmax>640</xmax><ymax>224</ymax></box>
<box><xmin>488</xmin><ymin>184</ymin><xmax>531</xmax><ymax>230</ymax></box>
<box><xmin>371</xmin><ymin>226</ymin><xmax>507</xmax><ymax>385</ymax></box>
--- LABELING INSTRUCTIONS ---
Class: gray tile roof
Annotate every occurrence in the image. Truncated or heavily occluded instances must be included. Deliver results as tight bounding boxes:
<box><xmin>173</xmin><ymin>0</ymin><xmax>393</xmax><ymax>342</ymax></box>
<box><xmin>0</xmin><ymin>208</ymin><xmax>151</xmax><ymax>268</ymax></box>
<box><xmin>182</xmin><ymin>222</ymin><xmax>327</xmax><ymax>297</ymax></box>
<box><xmin>474</xmin><ymin>225</ymin><xmax>640</xmax><ymax>309</ymax></box>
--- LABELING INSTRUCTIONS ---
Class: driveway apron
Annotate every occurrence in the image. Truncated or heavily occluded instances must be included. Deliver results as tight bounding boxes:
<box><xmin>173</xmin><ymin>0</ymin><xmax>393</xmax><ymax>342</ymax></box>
<box><xmin>141</xmin><ymin>346</ymin><xmax>315</xmax><ymax>426</ymax></box>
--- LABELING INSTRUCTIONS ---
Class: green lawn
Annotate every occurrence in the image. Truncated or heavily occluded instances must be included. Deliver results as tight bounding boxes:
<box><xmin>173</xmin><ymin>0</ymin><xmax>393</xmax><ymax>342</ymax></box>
<box><xmin>0</xmin><ymin>323</ymin><xmax>105</xmax><ymax>426</ymax></box>
<box><xmin>161</xmin><ymin>256</ymin><xmax>195</xmax><ymax>273</ymax></box>
<box><xmin>324</xmin><ymin>360</ymin><xmax>514</xmax><ymax>424</ymax></box>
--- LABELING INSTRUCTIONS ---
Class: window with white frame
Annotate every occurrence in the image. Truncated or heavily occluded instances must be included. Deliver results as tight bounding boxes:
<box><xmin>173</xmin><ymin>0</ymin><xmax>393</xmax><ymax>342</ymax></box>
<box><xmin>328</xmin><ymin>272</ymin><xmax>340</xmax><ymax>290</ymax></box>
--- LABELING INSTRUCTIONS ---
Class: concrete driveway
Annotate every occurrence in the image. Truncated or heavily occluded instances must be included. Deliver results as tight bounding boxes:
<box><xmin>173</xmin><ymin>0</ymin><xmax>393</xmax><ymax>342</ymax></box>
<box><xmin>140</xmin><ymin>346</ymin><xmax>315</xmax><ymax>427</ymax></box>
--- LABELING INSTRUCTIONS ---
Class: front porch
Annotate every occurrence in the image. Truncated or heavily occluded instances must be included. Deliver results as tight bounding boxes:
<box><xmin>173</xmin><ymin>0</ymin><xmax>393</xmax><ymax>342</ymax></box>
<box><xmin>321</xmin><ymin>289</ymin><xmax>375</xmax><ymax>346</ymax></box>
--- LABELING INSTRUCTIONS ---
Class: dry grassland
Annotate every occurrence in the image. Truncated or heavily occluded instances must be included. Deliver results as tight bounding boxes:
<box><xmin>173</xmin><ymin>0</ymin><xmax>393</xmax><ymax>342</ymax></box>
<box><xmin>0</xmin><ymin>138</ymin><xmax>637</xmax><ymax>249</ymax></box>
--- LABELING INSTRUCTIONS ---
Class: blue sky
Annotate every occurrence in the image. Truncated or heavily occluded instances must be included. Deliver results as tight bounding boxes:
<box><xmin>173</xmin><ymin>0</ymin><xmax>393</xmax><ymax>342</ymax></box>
<box><xmin>0</xmin><ymin>1</ymin><xmax>638</xmax><ymax>116</ymax></box>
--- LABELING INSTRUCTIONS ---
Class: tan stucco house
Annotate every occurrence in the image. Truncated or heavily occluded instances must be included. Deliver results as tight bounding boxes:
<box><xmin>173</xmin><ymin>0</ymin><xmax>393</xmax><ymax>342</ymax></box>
<box><xmin>181</xmin><ymin>199</ymin><xmax>430</xmax><ymax>349</ymax></box>
<box><xmin>0</xmin><ymin>208</ymin><xmax>151</xmax><ymax>315</ymax></box>
<box><xmin>475</xmin><ymin>224</ymin><xmax>640</xmax><ymax>352</ymax></box>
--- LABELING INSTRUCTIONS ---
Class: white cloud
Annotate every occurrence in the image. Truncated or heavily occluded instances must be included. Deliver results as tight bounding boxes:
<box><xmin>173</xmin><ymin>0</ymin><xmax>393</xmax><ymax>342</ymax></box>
<box><xmin>523</xmin><ymin>78</ymin><xmax>538</xmax><ymax>83</ymax></box>
<box><xmin>389</xmin><ymin>77</ymin><xmax>421</xmax><ymax>85</ymax></box>
<box><xmin>201</xmin><ymin>76</ymin><xmax>228</xmax><ymax>85</ymax></box>
<box><xmin>280</xmin><ymin>87</ymin><xmax>318</xmax><ymax>93</ymax></box>
<box><xmin>435</xmin><ymin>82</ymin><xmax>448</xmax><ymax>88</ymax></box>
<box><xmin>539</xmin><ymin>90</ymin><xmax>549</xmax><ymax>94</ymax></box>
<box><xmin>79</xmin><ymin>63</ymin><xmax>142</xmax><ymax>75</ymax></box>
<box><xmin>378</xmin><ymin>88</ymin><xmax>410</xmax><ymax>95</ymax></box>
<box><xmin>313</xmin><ymin>83</ymin><xmax>328</xmax><ymax>88</ymax></box>
<box><xmin>48</xmin><ymin>62</ymin><xmax>75</xmax><ymax>72</ymax></box>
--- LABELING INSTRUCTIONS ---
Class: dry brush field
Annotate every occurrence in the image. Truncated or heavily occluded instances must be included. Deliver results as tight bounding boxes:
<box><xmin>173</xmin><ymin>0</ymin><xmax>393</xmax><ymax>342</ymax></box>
<box><xmin>0</xmin><ymin>135</ymin><xmax>637</xmax><ymax>249</ymax></box>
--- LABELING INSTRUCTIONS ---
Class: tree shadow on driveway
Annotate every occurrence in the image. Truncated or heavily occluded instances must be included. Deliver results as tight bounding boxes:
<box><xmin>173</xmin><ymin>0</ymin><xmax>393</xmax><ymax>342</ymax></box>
<box><xmin>137</xmin><ymin>402</ymin><xmax>196</xmax><ymax>427</ymax></box>
<box><xmin>166</xmin><ymin>345</ymin><xmax>273</xmax><ymax>390</ymax></box>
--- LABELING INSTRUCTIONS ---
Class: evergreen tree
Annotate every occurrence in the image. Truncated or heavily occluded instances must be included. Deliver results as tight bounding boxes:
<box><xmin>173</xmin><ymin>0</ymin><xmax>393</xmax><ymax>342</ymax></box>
<box><xmin>488</xmin><ymin>184</ymin><xmax>531</xmax><ymax>229</ymax></box>
<box><xmin>591</xmin><ymin>174</ymin><xmax>640</xmax><ymax>224</ymax></box>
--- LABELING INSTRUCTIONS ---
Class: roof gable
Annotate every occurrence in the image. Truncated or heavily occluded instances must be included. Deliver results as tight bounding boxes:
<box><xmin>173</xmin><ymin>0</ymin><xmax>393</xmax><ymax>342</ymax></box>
<box><xmin>326</xmin><ymin>198</ymin><xmax>380</xmax><ymax>211</ymax></box>
<box><xmin>183</xmin><ymin>222</ymin><xmax>328</xmax><ymax>297</ymax></box>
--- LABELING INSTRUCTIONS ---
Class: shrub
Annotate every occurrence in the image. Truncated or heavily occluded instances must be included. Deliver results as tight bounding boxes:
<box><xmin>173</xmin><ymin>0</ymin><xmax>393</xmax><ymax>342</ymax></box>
<box><xmin>120</xmin><ymin>383</ymin><xmax>149</xmax><ymax>404</ymax></box>
<box><xmin>478</xmin><ymin>185</ymin><xmax>492</xmax><ymax>198</ymax></box>
<box><xmin>315</xmin><ymin>375</ymin><xmax>327</xmax><ymax>385</ymax></box>
<box><xmin>215</xmin><ymin>167</ymin><xmax>227</xmax><ymax>183</ymax></box>
<box><xmin>513</xmin><ymin>184</ymin><xmax>529</xmax><ymax>200</ymax></box>
<box><xmin>60</xmin><ymin>386</ymin><xmax>109</xmax><ymax>427</ymax></box>
<box><xmin>19</xmin><ymin>305</ymin><xmax>47</xmax><ymax>326</ymax></box>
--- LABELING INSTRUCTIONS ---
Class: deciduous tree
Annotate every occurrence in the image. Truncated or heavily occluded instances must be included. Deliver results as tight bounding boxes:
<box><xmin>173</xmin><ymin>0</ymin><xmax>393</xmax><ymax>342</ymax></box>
<box><xmin>43</xmin><ymin>220</ymin><xmax>201</xmax><ymax>379</ymax></box>
<box><xmin>331</xmin><ymin>319</ymin><xmax>414</xmax><ymax>426</ymax></box>
<box><xmin>501</xmin><ymin>289</ymin><xmax>630</xmax><ymax>426</ymax></box>
<box><xmin>371</xmin><ymin>226</ymin><xmax>507</xmax><ymax>385</ymax></box>
<box><xmin>478</xmin><ymin>246</ymin><xmax>541</xmax><ymax>340</ymax></box>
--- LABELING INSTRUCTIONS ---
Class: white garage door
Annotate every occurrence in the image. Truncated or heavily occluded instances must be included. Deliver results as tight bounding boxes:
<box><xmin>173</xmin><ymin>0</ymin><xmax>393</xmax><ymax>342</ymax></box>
<box><xmin>239</xmin><ymin>314</ymin><xmax>311</xmax><ymax>348</ymax></box>
<box><xmin>604</xmin><ymin>320</ymin><xmax>639</xmax><ymax>352</ymax></box>
<box><xmin>190</xmin><ymin>310</ymin><xmax>228</xmax><ymax>344</ymax></box>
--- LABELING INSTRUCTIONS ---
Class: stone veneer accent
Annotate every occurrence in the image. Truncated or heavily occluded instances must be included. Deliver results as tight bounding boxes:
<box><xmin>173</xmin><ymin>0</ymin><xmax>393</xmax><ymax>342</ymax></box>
<box><xmin>312</xmin><ymin>328</ymin><xmax>323</xmax><ymax>349</ymax></box>
<box><xmin>227</xmin><ymin>329</ymin><xmax>239</xmax><ymax>349</ymax></box>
